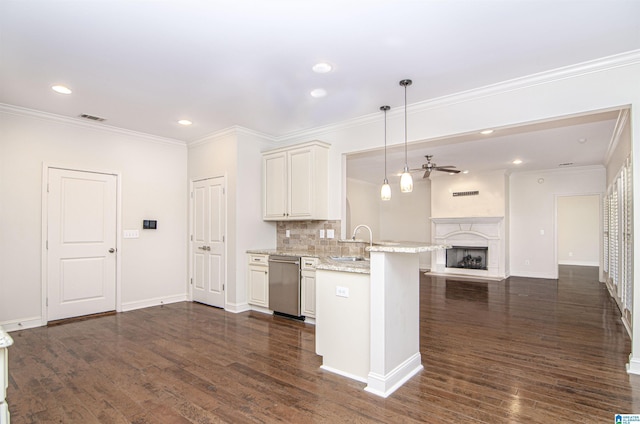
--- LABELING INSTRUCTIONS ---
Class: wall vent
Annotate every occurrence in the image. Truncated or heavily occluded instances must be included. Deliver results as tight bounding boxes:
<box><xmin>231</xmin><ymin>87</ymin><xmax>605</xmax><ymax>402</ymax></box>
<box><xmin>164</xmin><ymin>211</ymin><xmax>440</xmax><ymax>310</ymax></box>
<box><xmin>558</xmin><ymin>162</ymin><xmax>574</xmax><ymax>167</ymax></box>
<box><xmin>452</xmin><ymin>191</ymin><xmax>479</xmax><ymax>197</ymax></box>
<box><xmin>78</xmin><ymin>113</ymin><xmax>106</xmax><ymax>122</ymax></box>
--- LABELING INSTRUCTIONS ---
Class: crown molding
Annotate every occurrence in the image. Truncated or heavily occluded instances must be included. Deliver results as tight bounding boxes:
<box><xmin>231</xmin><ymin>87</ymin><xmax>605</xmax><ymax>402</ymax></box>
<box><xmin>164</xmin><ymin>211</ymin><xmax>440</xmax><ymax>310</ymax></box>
<box><xmin>187</xmin><ymin>125</ymin><xmax>278</xmax><ymax>148</ymax></box>
<box><xmin>510</xmin><ymin>164</ymin><xmax>605</xmax><ymax>178</ymax></box>
<box><xmin>276</xmin><ymin>49</ymin><xmax>640</xmax><ymax>144</ymax></box>
<box><xmin>605</xmin><ymin>108</ymin><xmax>630</xmax><ymax>164</ymax></box>
<box><xmin>0</xmin><ymin>103</ymin><xmax>186</xmax><ymax>147</ymax></box>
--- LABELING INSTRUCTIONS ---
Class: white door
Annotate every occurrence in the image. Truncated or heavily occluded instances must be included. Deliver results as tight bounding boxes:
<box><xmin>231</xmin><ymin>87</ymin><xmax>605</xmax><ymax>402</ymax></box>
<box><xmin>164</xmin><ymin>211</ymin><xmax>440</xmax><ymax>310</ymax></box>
<box><xmin>192</xmin><ymin>177</ymin><xmax>226</xmax><ymax>307</ymax></box>
<box><xmin>47</xmin><ymin>168</ymin><xmax>117</xmax><ymax>321</ymax></box>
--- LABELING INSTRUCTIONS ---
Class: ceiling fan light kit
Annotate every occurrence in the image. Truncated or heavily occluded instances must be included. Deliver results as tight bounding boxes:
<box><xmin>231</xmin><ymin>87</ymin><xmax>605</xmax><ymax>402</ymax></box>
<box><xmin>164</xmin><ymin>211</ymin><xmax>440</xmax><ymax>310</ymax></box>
<box><xmin>400</xmin><ymin>79</ymin><xmax>413</xmax><ymax>193</ymax></box>
<box><xmin>380</xmin><ymin>105</ymin><xmax>391</xmax><ymax>201</ymax></box>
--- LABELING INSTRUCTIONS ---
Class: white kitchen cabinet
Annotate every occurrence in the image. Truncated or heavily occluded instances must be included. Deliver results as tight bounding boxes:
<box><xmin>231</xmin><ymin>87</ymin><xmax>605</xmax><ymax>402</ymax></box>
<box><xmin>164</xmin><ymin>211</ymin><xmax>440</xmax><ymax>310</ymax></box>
<box><xmin>263</xmin><ymin>141</ymin><xmax>329</xmax><ymax>221</ymax></box>
<box><xmin>248</xmin><ymin>254</ymin><xmax>269</xmax><ymax>308</ymax></box>
<box><xmin>0</xmin><ymin>326</ymin><xmax>13</xmax><ymax>424</ymax></box>
<box><xmin>301</xmin><ymin>257</ymin><xmax>318</xmax><ymax>318</ymax></box>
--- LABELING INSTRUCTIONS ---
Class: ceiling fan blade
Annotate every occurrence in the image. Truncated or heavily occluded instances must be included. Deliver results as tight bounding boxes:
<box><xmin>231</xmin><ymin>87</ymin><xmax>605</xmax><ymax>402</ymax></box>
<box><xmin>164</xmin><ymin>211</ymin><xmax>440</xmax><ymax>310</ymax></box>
<box><xmin>423</xmin><ymin>170</ymin><xmax>431</xmax><ymax>178</ymax></box>
<box><xmin>435</xmin><ymin>168</ymin><xmax>461</xmax><ymax>174</ymax></box>
<box><xmin>434</xmin><ymin>165</ymin><xmax>455</xmax><ymax>169</ymax></box>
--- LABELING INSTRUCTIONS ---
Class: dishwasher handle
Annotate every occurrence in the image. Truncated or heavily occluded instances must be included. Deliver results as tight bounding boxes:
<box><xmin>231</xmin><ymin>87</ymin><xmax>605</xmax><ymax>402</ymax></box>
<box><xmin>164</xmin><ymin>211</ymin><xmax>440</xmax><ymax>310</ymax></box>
<box><xmin>268</xmin><ymin>259</ymin><xmax>300</xmax><ymax>265</ymax></box>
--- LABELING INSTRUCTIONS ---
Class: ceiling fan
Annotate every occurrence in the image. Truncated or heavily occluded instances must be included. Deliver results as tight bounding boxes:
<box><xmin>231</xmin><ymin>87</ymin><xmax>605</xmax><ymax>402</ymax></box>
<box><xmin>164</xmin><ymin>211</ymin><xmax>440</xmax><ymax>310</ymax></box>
<box><xmin>414</xmin><ymin>155</ymin><xmax>461</xmax><ymax>178</ymax></box>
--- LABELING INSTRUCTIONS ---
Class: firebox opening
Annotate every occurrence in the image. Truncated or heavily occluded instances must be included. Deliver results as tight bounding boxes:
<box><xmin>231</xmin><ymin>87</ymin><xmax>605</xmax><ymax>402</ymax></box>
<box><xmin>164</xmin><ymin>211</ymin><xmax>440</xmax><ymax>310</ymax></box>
<box><xmin>446</xmin><ymin>246</ymin><xmax>488</xmax><ymax>270</ymax></box>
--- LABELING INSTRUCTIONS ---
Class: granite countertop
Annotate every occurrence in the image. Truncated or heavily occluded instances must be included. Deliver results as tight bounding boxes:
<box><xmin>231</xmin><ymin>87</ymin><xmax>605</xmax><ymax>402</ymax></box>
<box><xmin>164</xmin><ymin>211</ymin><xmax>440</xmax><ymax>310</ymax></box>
<box><xmin>247</xmin><ymin>241</ymin><xmax>449</xmax><ymax>275</ymax></box>
<box><xmin>246</xmin><ymin>248</ymin><xmax>322</xmax><ymax>258</ymax></box>
<box><xmin>0</xmin><ymin>326</ymin><xmax>14</xmax><ymax>348</ymax></box>
<box><xmin>316</xmin><ymin>257</ymin><xmax>370</xmax><ymax>274</ymax></box>
<box><xmin>367</xmin><ymin>241</ymin><xmax>451</xmax><ymax>253</ymax></box>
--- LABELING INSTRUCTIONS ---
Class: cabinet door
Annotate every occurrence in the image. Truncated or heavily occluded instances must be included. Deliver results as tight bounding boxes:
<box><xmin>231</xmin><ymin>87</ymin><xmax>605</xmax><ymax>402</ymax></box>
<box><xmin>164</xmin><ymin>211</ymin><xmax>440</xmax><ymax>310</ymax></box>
<box><xmin>288</xmin><ymin>148</ymin><xmax>314</xmax><ymax>219</ymax></box>
<box><xmin>301</xmin><ymin>272</ymin><xmax>316</xmax><ymax>318</ymax></box>
<box><xmin>263</xmin><ymin>152</ymin><xmax>287</xmax><ymax>220</ymax></box>
<box><xmin>248</xmin><ymin>265</ymin><xmax>269</xmax><ymax>307</ymax></box>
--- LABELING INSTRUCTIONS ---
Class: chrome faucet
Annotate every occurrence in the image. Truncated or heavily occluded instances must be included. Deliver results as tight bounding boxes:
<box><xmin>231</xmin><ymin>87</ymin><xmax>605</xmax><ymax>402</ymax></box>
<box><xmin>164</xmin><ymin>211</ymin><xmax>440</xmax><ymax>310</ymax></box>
<box><xmin>352</xmin><ymin>224</ymin><xmax>373</xmax><ymax>251</ymax></box>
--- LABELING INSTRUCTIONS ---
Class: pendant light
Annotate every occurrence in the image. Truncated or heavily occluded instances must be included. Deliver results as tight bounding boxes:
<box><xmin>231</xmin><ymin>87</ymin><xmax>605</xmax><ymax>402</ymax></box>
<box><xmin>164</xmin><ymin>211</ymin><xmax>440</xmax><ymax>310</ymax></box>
<box><xmin>380</xmin><ymin>105</ymin><xmax>391</xmax><ymax>201</ymax></box>
<box><xmin>399</xmin><ymin>79</ymin><xmax>413</xmax><ymax>193</ymax></box>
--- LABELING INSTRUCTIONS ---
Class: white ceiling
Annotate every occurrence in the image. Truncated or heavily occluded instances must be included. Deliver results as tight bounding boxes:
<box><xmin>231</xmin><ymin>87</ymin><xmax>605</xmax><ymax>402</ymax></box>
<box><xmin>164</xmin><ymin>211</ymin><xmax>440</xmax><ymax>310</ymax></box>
<box><xmin>1</xmin><ymin>0</ymin><xmax>639</xmax><ymax>144</ymax></box>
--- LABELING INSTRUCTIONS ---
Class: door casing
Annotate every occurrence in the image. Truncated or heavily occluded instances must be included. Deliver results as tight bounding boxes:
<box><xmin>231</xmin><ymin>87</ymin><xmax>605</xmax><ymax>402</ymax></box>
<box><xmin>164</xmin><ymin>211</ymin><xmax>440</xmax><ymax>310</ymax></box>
<box><xmin>189</xmin><ymin>175</ymin><xmax>227</xmax><ymax>308</ymax></box>
<box><xmin>41</xmin><ymin>163</ymin><xmax>122</xmax><ymax>325</ymax></box>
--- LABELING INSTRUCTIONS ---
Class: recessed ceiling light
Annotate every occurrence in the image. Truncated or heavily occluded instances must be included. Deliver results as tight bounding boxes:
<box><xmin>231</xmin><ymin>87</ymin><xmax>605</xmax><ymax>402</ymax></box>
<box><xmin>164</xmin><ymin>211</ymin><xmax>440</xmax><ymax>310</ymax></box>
<box><xmin>52</xmin><ymin>85</ymin><xmax>72</xmax><ymax>94</ymax></box>
<box><xmin>578</xmin><ymin>138</ymin><xmax>587</xmax><ymax>144</ymax></box>
<box><xmin>512</xmin><ymin>159</ymin><xmax>523</xmax><ymax>165</ymax></box>
<box><xmin>462</xmin><ymin>170</ymin><xmax>469</xmax><ymax>174</ymax></box>
<box><xmin>178</xmin><ymin>119</ymin><xmax>193</xmax><ymax>126</ymax></box>
<box><xmin>310</xmin><ymin>88</ymin><xmax>327</xmax><ymax>98</ymax></box>
<box><xmin>312</xmin><ymin>62</ymin><xmax>333</xmax><ymax>73</ymax></box>
<box><xmin>480</xmin><ymin>129</ymin><xmax>494</xmax><ymax>135</ymax></box>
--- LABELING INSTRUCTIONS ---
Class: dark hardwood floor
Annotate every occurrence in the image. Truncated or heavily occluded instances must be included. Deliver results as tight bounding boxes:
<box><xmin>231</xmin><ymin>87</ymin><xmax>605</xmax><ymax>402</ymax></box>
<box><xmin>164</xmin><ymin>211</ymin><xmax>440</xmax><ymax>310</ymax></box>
<box><xmin>7</xmin><ymin>266</ymin><xmax>640</xmax><ymax>423</ymax></box>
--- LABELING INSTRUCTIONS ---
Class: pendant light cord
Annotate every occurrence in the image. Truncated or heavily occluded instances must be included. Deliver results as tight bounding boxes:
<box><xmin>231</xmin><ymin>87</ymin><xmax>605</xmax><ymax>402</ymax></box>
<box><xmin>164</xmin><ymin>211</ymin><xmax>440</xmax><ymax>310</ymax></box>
<box><xmin>404</xmin><ymin>83</ymin><xmax>408</xmax><ymax>167</ymax></box>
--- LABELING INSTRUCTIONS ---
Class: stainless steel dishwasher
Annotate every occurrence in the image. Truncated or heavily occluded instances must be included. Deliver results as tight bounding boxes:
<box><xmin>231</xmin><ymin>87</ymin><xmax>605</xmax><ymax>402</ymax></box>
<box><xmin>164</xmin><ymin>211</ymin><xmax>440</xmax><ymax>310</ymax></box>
<box><xmin>268</xmin><ymin>255</ymin><xmax>302</xmax><ymax>319</ymax></box>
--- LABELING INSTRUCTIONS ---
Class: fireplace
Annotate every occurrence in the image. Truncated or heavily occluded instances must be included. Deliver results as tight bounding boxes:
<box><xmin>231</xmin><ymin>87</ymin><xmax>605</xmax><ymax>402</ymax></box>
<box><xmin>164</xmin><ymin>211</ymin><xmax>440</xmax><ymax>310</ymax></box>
<box><xmin>431</xmin><ymin>216</ymin><xmax>506</xmax><ymax>279</ymax></box>
<box><xmin>446</xmin><ymin>246</ymin><xmax>488</xmax><ymax>270</ymax></box>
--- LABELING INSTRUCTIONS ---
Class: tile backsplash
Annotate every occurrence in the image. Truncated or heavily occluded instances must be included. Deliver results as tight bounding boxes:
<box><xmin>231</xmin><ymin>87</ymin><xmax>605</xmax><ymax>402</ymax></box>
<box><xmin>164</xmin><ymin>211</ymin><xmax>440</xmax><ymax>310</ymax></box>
<box><xmin>276</xmin><ymin>220</ymin><xmax>366</xmax><ymax>257</ymax></box>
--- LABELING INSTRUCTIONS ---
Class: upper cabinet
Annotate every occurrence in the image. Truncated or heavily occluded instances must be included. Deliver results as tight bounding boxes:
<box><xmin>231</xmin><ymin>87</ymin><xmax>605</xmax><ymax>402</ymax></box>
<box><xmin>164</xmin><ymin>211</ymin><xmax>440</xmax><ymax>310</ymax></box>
<box><xmin>263</xmin><ymin>141</ymin><xmax>329</xmax><ymax>221</ymax></box>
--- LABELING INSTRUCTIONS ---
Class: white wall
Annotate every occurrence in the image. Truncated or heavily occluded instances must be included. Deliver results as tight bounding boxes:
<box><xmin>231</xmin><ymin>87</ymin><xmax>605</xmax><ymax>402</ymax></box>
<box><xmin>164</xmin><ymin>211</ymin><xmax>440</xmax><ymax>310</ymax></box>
<box><xmin>0</xmin><ymin>108</ymin><xmax>188</xmax><ymax>328</ymax></box>
<box><xmin>509</xmin><ymin>167</ymin><xmax>605</xmax><ymax>279</ymax></box>
<box><xmin>379</xmin><ymin>179</ymin><xmax>431</xmax><ymax>268</ymax></box>
<box><xmin>430</xmin><ymin>170</ymin><xmax>507</xmax><ymax>218</ymax></box>
<box><xmin>557</xmin><ymin>195</ymin><xmax>600</xmax><ymax>266</ymax></box>
<box><xmin>346</xmin><ymin>178</ymin><xmax>380</xmax><ymax>239</ymax></box>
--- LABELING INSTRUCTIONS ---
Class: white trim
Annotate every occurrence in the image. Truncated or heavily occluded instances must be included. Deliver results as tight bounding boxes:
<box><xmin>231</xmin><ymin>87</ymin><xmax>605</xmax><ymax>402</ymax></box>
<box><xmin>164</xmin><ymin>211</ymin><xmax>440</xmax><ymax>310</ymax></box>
<box><xmin>121</xmin><ymin>294</ymin><xmax>188</xmax><ymax>312</ymax></box>
<box><xmin>365</xmin><ymin>353</ymin><xmax>423</xmax><ymax>398</ymax></box>
<box><xmin>226</xmin><ymin>302</ymin><xmax>252</xmax><ymax>314</ymax></box>
<box><xmin>0</xmin><ymin>316</ymin><xmax>44</xmax><ymax>332</ymax></box>
<box><xmin>0</xmin><ymin>103</ymin><xmax>185</xmax><ymax>146</ymax></box>
<box><xmin>41</xmin><ymin>163</ymin><xmax>122</xmax><ymax>324</ymax></box>
<box><xmin>188</xmin><ymin>125</ymin><xmax>277</xmax><ymax>148</ymax></box>
<box><xmin>188</xmin><ymin>174</ymin><xmax>228</xmax><ymax>309</ymax></box>
<box><xmin>558</xmin><ymin>260</ymin><xmax>600</xmax><ymax>266</ymax></box>
<box><xmin>605</xmin><ymin>109</ymin><xmax>630</xmax><ymax>164</ymax></box>
<box><xmin>321</xmin><ymin>365</ymin><xmax>367</xmax><ymax>384</ymax></box>
<box><xmin>627</xmin><ymin>355</ymin><xmax>640</xmax><ymax>375</ymax></box>
<box><xmin>277</xmin><ymin>50</ymin><xmax>640</xmax><ymax>144</ymax></box>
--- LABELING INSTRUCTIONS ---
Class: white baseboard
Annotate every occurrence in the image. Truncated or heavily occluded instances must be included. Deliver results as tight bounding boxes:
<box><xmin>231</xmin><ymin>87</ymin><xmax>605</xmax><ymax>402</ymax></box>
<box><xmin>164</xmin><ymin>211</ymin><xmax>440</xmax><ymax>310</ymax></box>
<box><xmin>509</xmin><ymin>270</ymin><xmax>558</xmax><ymax>279</ymax></box>
<box><xmin>121</xmin><ymin>293</ymin><xmax>188</xmax><ymax>312</ymax></box>
<box><xmin>320</xmin><ymin>364</ymin><xmax>367</xmax><ymax>383</ymax></box>
<box><xmin>0</xmin><ymin>316</ymin><xmax>44</xmax><ymax>332</ymax></box>
<box><xmin>365</xmin><ymin>353</ymin><xmax>423</xmax><ymax>398</ymax></box>
<box><xmin>558</xmin><ymin>260</ymin><xmax>599</xmax><ymax>266</ymax></box>
<box><xmin>225</xmin><ymin>302</ymin><xmax>251</xmax><ymax>314</ymax></box>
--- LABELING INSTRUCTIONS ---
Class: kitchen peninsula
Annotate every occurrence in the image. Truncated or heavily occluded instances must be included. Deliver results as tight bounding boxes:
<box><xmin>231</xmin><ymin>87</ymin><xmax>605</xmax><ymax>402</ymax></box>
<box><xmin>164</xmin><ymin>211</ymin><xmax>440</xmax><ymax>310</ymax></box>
<box><xmin>316</xmin><ymin>241</ymin><xmax>449</xmax><ymax>398</ymax></box>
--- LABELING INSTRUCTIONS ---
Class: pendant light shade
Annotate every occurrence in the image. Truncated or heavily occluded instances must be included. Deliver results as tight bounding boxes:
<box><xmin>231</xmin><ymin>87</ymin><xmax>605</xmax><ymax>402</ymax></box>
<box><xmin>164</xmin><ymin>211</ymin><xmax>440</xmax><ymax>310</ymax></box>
<box><xmin>380</xmin><ymin>105</ymin><xmax>391</xmax><ymax>201</ymax></box>
<box><xmin>399</xmin><ymin>79</ymin><xmax>413</xmax><ymax>193</ymax></box>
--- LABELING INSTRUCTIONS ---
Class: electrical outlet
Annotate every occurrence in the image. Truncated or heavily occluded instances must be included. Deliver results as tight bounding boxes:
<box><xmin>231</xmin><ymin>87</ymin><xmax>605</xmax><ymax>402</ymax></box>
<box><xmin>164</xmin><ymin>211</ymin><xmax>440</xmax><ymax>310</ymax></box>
<box><xmin>285</xmin><ymin>230</ymin><xmax>290</xmax><ymax>238</ymax></box>
<box><xmin>539</xmin><ymin>229</ymin><xmax>545</xmax><ymax>236</ymax></box>
<box><xmin>336</xmin><ymin>286</ymin><xmax>349</xmax><ymax>298</ymax></box>
<box><xmin>319</xmin><ymin>229</ymin><xmax>325</xmax><ymax>238</ymax></box>
<box><xmin>568</xmin><ymin>252</ymin><xmax>573</xmax><ymax>257</ymax></box>
<box><xmin>124</xmin><ymin>230</ymin><xmax>139</xmax><ymax>239</ymax></box>
<box><xmin>326</xmin><ymin>229</ymin><xmax>335</xmax><ymax>239</ymax></box>
<box><xmin>525</xmin><ymin>259</ymin><xmax>530</xmax><ymax>265</ymax></box>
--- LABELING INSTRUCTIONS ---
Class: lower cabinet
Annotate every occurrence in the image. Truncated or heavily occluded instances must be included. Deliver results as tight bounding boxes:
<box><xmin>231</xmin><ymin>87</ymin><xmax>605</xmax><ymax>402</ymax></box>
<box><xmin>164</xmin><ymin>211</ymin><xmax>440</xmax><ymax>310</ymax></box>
<box><xmin>301</xmin><ymin>257</ymin><xmax>318</xmax><ymax>318</ymax></box>
<box><xmin>248</xmin><ymin>254</ymin><xmax>269</xmax><ymax>308</ymax></box>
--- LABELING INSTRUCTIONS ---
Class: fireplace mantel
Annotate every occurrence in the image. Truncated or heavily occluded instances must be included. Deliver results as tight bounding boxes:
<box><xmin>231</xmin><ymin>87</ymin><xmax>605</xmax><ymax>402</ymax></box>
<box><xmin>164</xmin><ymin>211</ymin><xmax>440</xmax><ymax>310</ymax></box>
<box><xmin>430</xmin><ymin>216</ymin><xmax>507</xmax><ymax>280</ymax></box>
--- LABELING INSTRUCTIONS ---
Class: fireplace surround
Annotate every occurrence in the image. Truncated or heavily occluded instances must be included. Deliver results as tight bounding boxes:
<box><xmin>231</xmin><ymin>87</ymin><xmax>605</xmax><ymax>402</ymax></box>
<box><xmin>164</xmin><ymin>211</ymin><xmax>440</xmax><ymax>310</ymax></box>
<box><xmin>431</xmin><ymin>216</ymin><xmax>506</xmax><ymax>279</ymax></box>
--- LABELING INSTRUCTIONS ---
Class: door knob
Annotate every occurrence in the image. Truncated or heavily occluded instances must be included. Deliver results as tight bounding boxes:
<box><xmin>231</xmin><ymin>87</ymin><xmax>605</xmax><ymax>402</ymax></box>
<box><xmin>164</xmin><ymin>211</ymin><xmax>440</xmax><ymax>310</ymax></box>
<box><xmin>108</xmin><ymin>248</ymin><xmax>115</xmax><ymax>253</ymax></box>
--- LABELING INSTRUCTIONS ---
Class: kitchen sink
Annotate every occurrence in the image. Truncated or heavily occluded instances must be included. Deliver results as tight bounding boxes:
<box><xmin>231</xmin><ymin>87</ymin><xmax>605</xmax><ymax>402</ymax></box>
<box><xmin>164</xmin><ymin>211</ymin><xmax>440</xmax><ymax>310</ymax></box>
<box><xmin>329</xmin><ymin>256</ymin><xmax>367</xmax><ymax>262</ymax></box>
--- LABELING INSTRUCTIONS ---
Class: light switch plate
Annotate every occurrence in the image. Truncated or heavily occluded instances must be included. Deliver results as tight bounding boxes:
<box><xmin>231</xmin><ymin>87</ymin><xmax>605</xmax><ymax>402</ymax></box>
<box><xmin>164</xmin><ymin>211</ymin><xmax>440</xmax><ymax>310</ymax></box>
<box><xmin>326</xmin><ymin>229</ymin><xmax>335</xmax><ymax>239</ymax></box>
<box><xmin>124</xmin><ymin>230</ymin><xmax>139</xmax><ymax>239</ymax></box>
<box><xmin>285</xmin><ymin>230</ymin><xmax>290</xmax><ymax>238</ymax></box>
<box><xmin>319</xmin><ymin>229</ymin><xmax>325</xmax><ymax>238</ymax></box>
